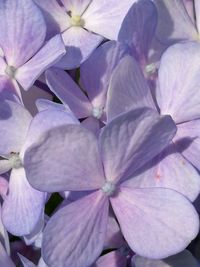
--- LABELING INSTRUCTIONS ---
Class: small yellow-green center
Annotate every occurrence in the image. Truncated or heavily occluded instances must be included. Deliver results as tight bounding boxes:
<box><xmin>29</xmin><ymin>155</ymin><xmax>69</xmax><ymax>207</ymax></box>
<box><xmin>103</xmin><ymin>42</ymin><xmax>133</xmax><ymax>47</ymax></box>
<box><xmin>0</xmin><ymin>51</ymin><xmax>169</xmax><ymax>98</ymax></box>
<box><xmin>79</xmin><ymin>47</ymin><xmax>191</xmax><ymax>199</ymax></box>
<box><xmin>70</xmin><ymin>15</ymin><xmax>84</xmax><ymax>27</ymax></box>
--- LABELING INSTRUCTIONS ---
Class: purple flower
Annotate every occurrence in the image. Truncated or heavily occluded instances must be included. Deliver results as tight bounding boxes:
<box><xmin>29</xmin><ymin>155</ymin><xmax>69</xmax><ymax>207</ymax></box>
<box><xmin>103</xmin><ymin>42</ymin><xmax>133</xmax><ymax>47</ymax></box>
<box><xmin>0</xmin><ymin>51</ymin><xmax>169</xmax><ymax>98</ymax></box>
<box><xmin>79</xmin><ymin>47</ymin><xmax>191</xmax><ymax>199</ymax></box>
<box><xmin>24</xmin><ymin>107</ymin><xmax>199</xmax><ymax>267</ymax></box>
<box><xmin>107</xmin><ymin>42</ymin><xmax>200</xmax><ymax>201</ymax></box>
<box><xmin>34</xmin><ymin>0</ymin><xmax>136</xmax><ymax>69</ymax></box>
<box><xmin>46</xmin><ymin>41</ymin><xmax>130</xmax><ymax>132</ymax></box>
<box><xmin>0</xmin><ymin>0</ymin><xmax>66</xmax><ymax>95</ymax></box>
<box><xmin>0</xmin><ymin>100</ymin><xmax>77</xmax><ymax>236</ymax></box>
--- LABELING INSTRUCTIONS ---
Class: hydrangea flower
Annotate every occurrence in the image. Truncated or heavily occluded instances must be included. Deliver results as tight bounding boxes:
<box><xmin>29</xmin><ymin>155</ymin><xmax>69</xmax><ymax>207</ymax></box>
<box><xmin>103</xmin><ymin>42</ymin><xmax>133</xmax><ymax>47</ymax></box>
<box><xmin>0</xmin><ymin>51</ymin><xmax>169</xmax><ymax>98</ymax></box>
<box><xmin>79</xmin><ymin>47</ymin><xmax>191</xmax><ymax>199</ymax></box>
<box><xmin>107</xmin><ymin>42</ymin><xmax>200</xmax><ymax>201</ymax></box>
<box><xmin>24</xmin><ymin>107</ymin><xmax>199</xmax><ymax>267</ymax></box>
<box><xmin>0</xmin><ymin>0</ymin><xmax>66</xmax><ymax>97</ymax></box>
<box><xmin>46</xmin><ymin>41</ymin><xmax>130</xmax><ymax>131</ymax></box>
<box><xmin>34</xmin><ymin>0</ymin><xmax>136</xmax><ymax>69</ymax></box>
<box><xmin>0</xmin><ymin>100</ymin><xmax>77</xmax><ymax>236</ymax></box>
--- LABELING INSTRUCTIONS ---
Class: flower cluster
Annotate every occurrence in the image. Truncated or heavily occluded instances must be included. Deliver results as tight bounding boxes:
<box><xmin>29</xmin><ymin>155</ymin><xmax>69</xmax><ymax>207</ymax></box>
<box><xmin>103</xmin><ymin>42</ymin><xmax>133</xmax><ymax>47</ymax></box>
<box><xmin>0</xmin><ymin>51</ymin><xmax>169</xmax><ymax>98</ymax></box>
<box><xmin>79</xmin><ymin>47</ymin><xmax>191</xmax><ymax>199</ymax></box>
<box><xmin>0</xmin><ymin>0</ymin><xmax>200</xmax><ymax>267</ymax></box>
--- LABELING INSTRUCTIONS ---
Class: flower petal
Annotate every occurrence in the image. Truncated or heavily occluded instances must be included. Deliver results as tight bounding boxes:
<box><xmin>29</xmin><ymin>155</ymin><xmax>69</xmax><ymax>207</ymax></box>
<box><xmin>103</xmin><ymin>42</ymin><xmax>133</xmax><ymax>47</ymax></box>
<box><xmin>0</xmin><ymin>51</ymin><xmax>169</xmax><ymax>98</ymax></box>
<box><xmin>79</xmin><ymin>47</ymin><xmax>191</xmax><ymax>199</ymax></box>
<box><xmin>61</xmin><ymin>0</ymin><xmax>92</xmax><ymax>15</ymax></box>
<box><xmin>94</xmin><ymin>251</ymin><xmax>127</xmax><ymax>267</ymax></box>
<box><xmin>57</xmin><ymin>27</ymin><xmax>103</xmax><ymax>69</ymax></box>
<box><xmin>125</xmin><ymin>143</ymin><xmax>200</xmax><ymax>201</ymax></box>
<box><xmin>24</xmin><ymin>125</ymin><xmax>105</xmax><ymax>192</ymax></box>
<box><xmin>111</xmin><ymin>186</ymin><xmax>199</xmax><ymax>259</ymax></box>
<box><xmin>99</xmin><ymin>108</ymin><xmax>176</xmax><ymax>183</ymax></box>
<box><xmin>34</xmin><ymin>0</ymin><xmax>69</xmax><ymax>36</ymax></box>
<box><xmin>82</xmin><ymin>0</ymin><xmax>136</xmax><ymax>40</ymax></box>
<box><xmin>46</xmin><ymin>68</ymin><xmax>92</xmax><ymax>118</ymax></box>
<box><xmin>0</xmin><ymin>0</ymin><xmax>46</xmax><ymax>67</ymax></box>
<box><xmin>0</xmin><ymin>242</ymin><xmax>15</xmax><ymax>267</ymax></box>
<box><xmin>16</xmin><ymin>34</ymin><xmax>66</xmax><ymax>90</ymax></box>
<box><xmin>0</xmin><ymin>76</ymin><xmax>20</xmax><ymax>102</ymax></box>
<box><xmin>156</xmin><ymin>41</ymin><xmax>200</xmax><ymax>123</ymax></box>
<box><xmin>174</xmin><ymin>120</ymin><xmax>200</xmax><ymax>170</ymax></box>
<box><xmin>80</xmin><ymin>41</ymin><xmax>130</xmax><ymax>109</ymax></box>
<box><xmin>0</xmin><ymin>204</ymin><xmax>9</xmax><ymax>254</ymax></box>
<box><xmin>2</xmin><ymin>168</ymin><xmax>45</xmax><ymax>236</ymax></box>
<box><xmin>0</xmin><ymin>101</ymin><xmax>32</xmax><ymax>156</ymax></box>
<box><xmin>22</xmin><ymin>108</ymin><xmax>79</xmax><ymax>154</ymax></box>
<box><xmin>107</xmin><ymin>55</ymin><xmax>155</xmax><ymax>121</ymax></box>
<box><xmin>118</xmin><ymin>0</ymin><xmax>157</xmax><ymax>61</ymax></box>
<box><xmin>154</xmin><ymin>0</ymin><xmax>197</xmax><ymax>45</ymax></box>
<box><xmin>42</xmin><ymin>190</ymin><xmax>109</xmax><ymax>267</ymax></box>
<box><xmin>19</xmin><ymin>254</ymin><xmax>37</xmax><ymax>267</ymax></box>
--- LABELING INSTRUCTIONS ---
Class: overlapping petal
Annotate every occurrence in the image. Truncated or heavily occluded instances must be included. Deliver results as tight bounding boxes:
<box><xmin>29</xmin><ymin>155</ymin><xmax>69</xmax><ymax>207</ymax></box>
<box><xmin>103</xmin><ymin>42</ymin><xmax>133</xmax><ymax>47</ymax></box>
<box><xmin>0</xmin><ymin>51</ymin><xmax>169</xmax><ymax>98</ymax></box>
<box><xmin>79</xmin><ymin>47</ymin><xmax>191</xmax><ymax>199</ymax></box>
<box><xmin>2</xmin><ymin>168</ymin><xmax>45</xmax><ymax>236</ymax></box>
<box><xmin>154</xmin><ymin>0</ymin><xmax>197</xmax><ymax>45</ymax></box>
<box><xmin>174</xmin><ymin>120</ymin><xmax>200</xmax><ymax>171</ymax></box>
<box><xmin>61</xmin><ymin>0</ymin><xmax>92</xmax><ymax>15</ymax></box>
<box><xmin>93</xmin><ymin>251</ymin><xmax>127</xmax><ymax>267</ymax></box>
<box><xmin>42</xmin><ymin>190</ymin><xmax>109</xmax><ymax>267</ymax></box>
<box><xmin>107</xmin><ymin>55</ymin><xmax>155</xmax><ymax>121</ymax></box>
<box><xmin>0</xmin><ymin>101</ymin><xmax>32</xmax><ymax>156</ymax></box>
<box><xmin>99</xmin><ymin>108</ymin><xmax>176</xmax><ymax>183</ymax></box>
<box><xmin>80</xmin><ymin>41</ymin><xmax>130</xmax><ymax>108</ymax></box>
<box><xmin>82</xmin><ymin>0</ymin><xmax>137</xmax><ymax>40</ymax></box>
<box><xmin>16</xmin><ymin>35</ymin><xmax>66</xmax><ymax>90</ymax></box>
<box><xmin>118</xmin><ymin>0</ymin><xmax>157</xmax><ymax>60</ymax></box>
<box><xmin>125</xmin><ymin>143</ymin><xmax>200</xmax><ymax>201</ymax></box>
<box><xmin>111</xmin><ymin>186</ymin><xmax>199</xmax><ymax>259</ymax></box>
<box><xmin>156</xmin><ymin>41</ymin><xmax>200</xmax><ymax>123</ymax></box>
<box><xmin>0</xmin><ymin>242</ymin><xmax>15</xmax><ymax>267</ymax></box>
<box><xmin>22</xmin><ymin>108</ymin><xmax>79</xmax><ymax>154</ymax></box>
<box><xmin>57</xmin><ymin>27</ymin><xmax>103</xmax><ymax>69</ymax></box>
<box><xmin>34</xmin><ymin>0</ymin><xmax>70</xmax><ymax>35</ymax></box>
<box><xmin>0</xmin><ymin>0</ymin><xmax>46</xmax><ymax>67</ymax></box>
<box><xmin>24</xmin><ymin>125</ymin><xmax>105</xmax><ymax>192</ymax></box>
<box><xmin>46</xmin><ymin>68</ymin><xmax>92</xmax><ymax>118</ymax></box>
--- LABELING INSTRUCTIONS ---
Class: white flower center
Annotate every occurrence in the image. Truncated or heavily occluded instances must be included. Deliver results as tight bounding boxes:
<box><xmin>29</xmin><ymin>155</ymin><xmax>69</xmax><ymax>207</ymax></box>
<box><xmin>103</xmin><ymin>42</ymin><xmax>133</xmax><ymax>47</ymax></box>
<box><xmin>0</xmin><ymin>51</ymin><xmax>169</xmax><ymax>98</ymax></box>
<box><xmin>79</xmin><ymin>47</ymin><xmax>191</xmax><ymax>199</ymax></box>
<box><xmin>92</xmin><ymin>107</ymin><xmax>103</xmax><ymax>119</ymax></box>
<box><xmin>101</xmin><ymin>181</ymin><xmax>116</xmax><ymax>196</ymax></box>
<box><xmin>5</xmin><ymin>65</ymin><xmax>17</xmax><ymax>79</ymax></box>
<box><xmin>8</xmin><ymin>153</ymin><xmax>22</xmax><ymax>169</ymax></box>
<box><xmin>70</xmin><ymin>15</ymin><xmax>84</xmax><ymax>27</ymax></box>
